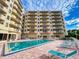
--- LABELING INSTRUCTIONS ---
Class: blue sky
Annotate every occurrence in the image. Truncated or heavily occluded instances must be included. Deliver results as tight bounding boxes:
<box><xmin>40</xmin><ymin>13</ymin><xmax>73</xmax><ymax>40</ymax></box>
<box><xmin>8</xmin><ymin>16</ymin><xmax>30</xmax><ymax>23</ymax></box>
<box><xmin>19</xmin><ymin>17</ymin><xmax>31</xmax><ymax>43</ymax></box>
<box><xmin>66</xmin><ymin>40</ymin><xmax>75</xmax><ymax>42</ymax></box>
<box><xmin>20</xmin><ymin>0</ymin><xmax>79</xmax><ymax>30</ymax></box>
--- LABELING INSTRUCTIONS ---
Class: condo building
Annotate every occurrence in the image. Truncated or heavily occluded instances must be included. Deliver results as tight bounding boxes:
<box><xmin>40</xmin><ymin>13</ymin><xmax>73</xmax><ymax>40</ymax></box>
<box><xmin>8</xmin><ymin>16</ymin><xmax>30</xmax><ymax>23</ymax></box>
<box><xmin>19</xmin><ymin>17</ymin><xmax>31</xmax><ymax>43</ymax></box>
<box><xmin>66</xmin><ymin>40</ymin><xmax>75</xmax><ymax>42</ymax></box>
<box><xmin>0</xmin><ymin>0</ymin><xmax>23</xmax><ymax>41</ymax></box>
<box><xmin>21</xmin><ymin>11</ymin><xmax>66</xmax><ymax>40</ymax></box>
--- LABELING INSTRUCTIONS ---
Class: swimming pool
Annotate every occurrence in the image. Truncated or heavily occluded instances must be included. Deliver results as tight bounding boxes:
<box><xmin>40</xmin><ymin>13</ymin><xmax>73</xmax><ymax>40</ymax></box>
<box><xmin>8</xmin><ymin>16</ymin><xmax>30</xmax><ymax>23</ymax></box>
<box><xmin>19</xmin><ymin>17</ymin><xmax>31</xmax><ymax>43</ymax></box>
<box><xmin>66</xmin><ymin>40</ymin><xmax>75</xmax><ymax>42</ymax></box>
<box><xmin>4</xmin><ymin>40</ymin><xmax>51</xmax><ymax>55</ymax></box>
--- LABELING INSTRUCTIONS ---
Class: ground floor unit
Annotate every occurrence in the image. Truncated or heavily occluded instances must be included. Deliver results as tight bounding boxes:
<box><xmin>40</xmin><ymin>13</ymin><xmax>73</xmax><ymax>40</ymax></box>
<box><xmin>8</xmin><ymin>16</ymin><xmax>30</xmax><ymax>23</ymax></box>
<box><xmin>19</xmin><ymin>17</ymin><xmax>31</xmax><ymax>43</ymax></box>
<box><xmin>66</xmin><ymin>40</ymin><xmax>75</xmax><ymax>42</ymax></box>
<box><xmin>21</xmin><ymin>33</ymin><xmax>65</xmax><ymax>40</ymax></box>
<box><xmin>0</xmin><ymin>26</ymin><xmax>21</xmax><ymax>41</ymax></box>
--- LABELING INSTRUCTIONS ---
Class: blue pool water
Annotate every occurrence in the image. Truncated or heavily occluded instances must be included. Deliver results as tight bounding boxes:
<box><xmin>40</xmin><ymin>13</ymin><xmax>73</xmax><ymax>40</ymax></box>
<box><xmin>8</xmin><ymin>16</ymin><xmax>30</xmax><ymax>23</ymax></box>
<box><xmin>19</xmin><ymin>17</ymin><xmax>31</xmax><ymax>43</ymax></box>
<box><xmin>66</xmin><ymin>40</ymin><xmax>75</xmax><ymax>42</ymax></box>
<box><xmin>5</xmin><ymin>40</ymin><xmax>50</xmax><ymax>55</ymax></box>
<box><xmin>48</xmin><ymin>50</ymin><xmax>77</xmax><ymax>58</ymax></box>
<box><xmin>66</xmin><ymin>50</ymin><xmax>77</xmax><ymax>58</ymax></box>
<box><xmin>48</xmin><ymin>50</ymin><xmax>65</xmax><ymax>58</ymax></box>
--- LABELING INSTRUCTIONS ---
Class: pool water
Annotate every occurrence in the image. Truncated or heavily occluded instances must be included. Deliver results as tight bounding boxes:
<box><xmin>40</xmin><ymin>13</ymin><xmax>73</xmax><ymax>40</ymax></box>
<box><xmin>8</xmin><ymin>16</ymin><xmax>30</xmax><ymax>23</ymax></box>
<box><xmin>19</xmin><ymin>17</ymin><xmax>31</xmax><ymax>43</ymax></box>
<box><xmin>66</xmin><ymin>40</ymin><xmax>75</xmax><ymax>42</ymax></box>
<box><xmin>48</xmin><ymin>50</ymin><xmax>77</xmax><ymax>58</ymax></box>
<box><xmin>66</xmin><ymin>50</ymin><xmax>77</xmax><ymax>58</ymax></box>
<box><xmin>5</xmin><ymin>40</ymin><xmax>50</xmax><ymax>55</ymax></box>
<box><xmin>48</xmin><ymin>50</ymin><xmax>65</xmax><ymax>58</ymax></box>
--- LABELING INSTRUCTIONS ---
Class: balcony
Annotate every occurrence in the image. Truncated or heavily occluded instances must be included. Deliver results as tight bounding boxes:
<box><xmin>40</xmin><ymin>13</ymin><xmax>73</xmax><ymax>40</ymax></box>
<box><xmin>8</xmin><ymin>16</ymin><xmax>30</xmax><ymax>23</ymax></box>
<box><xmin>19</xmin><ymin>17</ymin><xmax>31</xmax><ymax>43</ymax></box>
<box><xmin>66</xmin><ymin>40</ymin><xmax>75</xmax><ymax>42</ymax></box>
<box><xmin>0</xmin><ymin>15</ymin><xmax>6</xmax><ymax>21</ymax></box>
<box><xmin>28</xmin><ymin>14</ymin><xmax>37</xmax><ymax>16</ymax></box>
<box><xmin>53</xmin><ymin>28</ymin><xmax>63</xmax><ymax>32</ymax></box>
<box><xmin>27</xmin><ymin>28</ymin><xmax>37</xmax><ymax>31</ymax></box>
<box><xmin>11</xmin><ymin>15</ymin><xmax>17</xmax><ymax>21</ymax></box>
<box><xmin>53</xmin><ymin>23</ymin><xmax>63</xmax><ymax>25</ymax></box>
<box><xmin>27</xmin><ymin>32</ymin><xmax>37</xmax><ymax>35</ymax></box>
<box><xmin>53</xmin><ymin>24</ymin><xmax>63</xmax><ymax>27</ymax></box>
<box><xmin>27</xmin><ymin>23</ymin><xmax>37</xmax><ymax>26</ymax></box>
<box><xmin>40</xmin><ymin>21</ymin><xmax>49</xmax><ymax>23</ymax></box>
<box><xmin>51</xmin><ymin>16</ymin><xmax>61</xmax><ymax>18</ymax></box>
<box><xmin>10</xmin><ymin>21</ymin><xmax>19</xmax><ymax>27</ymax></box>
<box><xmin>53</xmin><ymin>27</ymin><xmax>63</xmax><ymax>29</ymax></box>
<box><xmin>14</xmin><ymin>0</ymin><xmax>22</xmax><ymax>12</ymax></box>
<box><xmin>39</xmin><ymin>15</ymin><xmax>49</xmax><ymax>17</ymax></box>
<box><xmin>40</xmin><ymin>17</ymin><xmax>49</xmax><ymax>19</ymax></box>
<box><xmin>39</xmin><ymin>13</ymin><xmax>49</xmax><ymax>15</ymax></box>
<box><xmin>13</xmin><ymin>4</ymin><xmax>21</xmax><ymax>16</ymax></box>
<box><xmin>27</xmin><ymin>21</ymin><xmax>36</xmax><ymax>23</ymax></box>
<box><xmin>52</xmin><ymin>21</ymin><xmax>62</xmax><ymax>23</ymax></box>
<box><xmin>27</xmin><ymin>18</ymin><xmax>37</xmax><ymax>20</ymax></box>
<box><xmin>11</xmin><ymin>15</ymin><xmax>20</xmax><ymax>24</ymax></box>
<box><xmin>39</xmin><ymin>16</ymin><xmax>49</xmax><ymax>19</ymax></box>
<box><xmin>27</xmin><ymin>26</ymin><xmax>36</xmax><ymax>29</ymax></box>
<box><xmin>40</xmin><ymin>28</ymin><xmax>49</xmax><ymax>30</ymax></box>
<box><xmin>40</xmin><ymin>23</ymin><xmax>50</xmax><ymax>25</ymax></box>
<box><xmin>12</xmin><ymin>9</ymin><xmax>18</xmax><ymax>16</ymax></box>
<box><xmin>27</xmin><ymin>22</ymin><xmax>37</xmax><ymax>24</ymax></box>
<box><xmin>9</xmin><ymin>28</ymin><xmax>15</xmax><ymax>32</ymax></box>
<box><xmin>53</xmin><ymin>32</ymin><xmax>64</xmax><ymax>34</ymax></box>
<box><xmin>51</xmin><ymin>13</ymin><xmax>61</xmax><ymax>16</ymax></box>
<box><xmin>0</xmin><ymin>4</ymin><xmax>7</xmax><ymax>14</ymax></box>
<box><xmin>40</xmin><ymin>32</ymin><xmax>50</xmax><ymax>34</ymax></box>
<box><xmin>12</xmin><ymin>9</ymin><xmax>21</xmax><ymax>20</ymax></box>
<box><xmin>0</xmin><ymin>19</ymin><xmax>4</xmax><ymax>24</ymax></box>
<box><xmin>0</xmin><ymin>0</ymin><xmax>8</xmax><ymax>7</ymax></box>
<box><xmin>51</xmin><ymin>19</ymin><xmax>62</xmax><ymax>21</ymax></box>
<box><xmin>40</xmin><ymin>26</ymin><xmax>50</xmax><ymax>29</ymax></box>
<box><xmin>27</xmin><ymin>16</ymin><xmax>37</xmax><ymax>18</ymax></box>
<box><xmin>27</xmin><ymin>24</ymin><xmax>37</xmax><ymax>27</ymax></box>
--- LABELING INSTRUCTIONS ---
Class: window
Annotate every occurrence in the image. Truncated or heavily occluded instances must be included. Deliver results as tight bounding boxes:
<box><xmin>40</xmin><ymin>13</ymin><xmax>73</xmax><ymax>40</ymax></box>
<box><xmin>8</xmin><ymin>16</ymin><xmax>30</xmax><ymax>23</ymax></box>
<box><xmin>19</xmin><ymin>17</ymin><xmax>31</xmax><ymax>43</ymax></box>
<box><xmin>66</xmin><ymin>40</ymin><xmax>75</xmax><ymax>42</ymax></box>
<box><xmin>9</xmin><ymin>9</ymin><xmax>11</xmax><ymax>13</ymax></box>
<box><xmin>38</xmin><ymin>26</ymin><xmax>40</xmax><ymax>27</ymax></box>
<box><xmin>25</xmin><ymin>30</ymin><xmax>26</xmax><ymax>31</ymax></box>
<box><xmin>27</xmin><ymin>29</ymin><xmax>29</xmax><ymax>31</ymax></box>
<box><xmin>7</xmin><ymin>0</ymin><xmax>10</xmax><ymax>1</ymax></box>
<box><xmin>25</xmin><ymin>26</ymin><xmax>26</xmax><ymax>28</ymax></box>
<box><xmin>56</xmin><ymin>35</ymin><xmax>60</xmax><ymax>37</ymax></box>
<box><xmin>51</xmin><ymin>29</ymin><xmax>53</xmax><ymax>31</ymax></box>
<box><xmin>43</xmin><ymin>26</ymin><xmax>46</xmax><ymax>28</ymax></box>
<box><xmin>32</xmin><ymin>30</ymin><xmax>34</xmax><ymax>32</ymax></box>
<box><xmin>43</xmin><ymin>30</ymin><xmax>47</xmax><ymax>32</ymax></box>
<box><xmin>38</xmin><ymin>29</ymin><xmax>40</xmax><ymax>31</ymax></box>
<box><xmin>40</xmin><ymin>36</ymin><xmax>41</xmax><ymax>37</ymax></box>
<box><xmin>40</xmin><ymin>29</ymin><xmax>42</xmax><ymax>31</ymax></box>
<box><xmin>7</xmin><ymin>16</ymin><xmax>10</xmax><ymax>20</ymax></box>
<box><xmin>0</xmin><ymin>20</ymin><xmax>4</xmax><ymax>24</ymax></box>
<box><xmin>38</xmin><ymin>22</ymin><xmax>40</xmax><ymax>24</ymax></box>
<box><xmin>6</xmin><ymin>23</ymin><xmax>8</xmax><ymax>27</ymax></box>
<box><xmin>10</xmin><ymin>4</ymin><xmax>12</xmax><ymax>7</ymax></box>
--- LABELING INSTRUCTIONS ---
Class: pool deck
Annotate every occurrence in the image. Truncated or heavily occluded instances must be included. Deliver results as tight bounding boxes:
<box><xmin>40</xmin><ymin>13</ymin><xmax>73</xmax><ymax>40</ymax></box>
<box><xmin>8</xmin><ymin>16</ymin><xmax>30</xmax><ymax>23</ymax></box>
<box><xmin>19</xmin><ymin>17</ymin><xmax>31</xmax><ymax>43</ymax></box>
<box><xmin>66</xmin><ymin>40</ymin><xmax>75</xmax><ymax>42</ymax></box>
<box><xmin>0</xmin><ymin>40</ymin><xmax>79</xmax><ymax>59</ymax></box>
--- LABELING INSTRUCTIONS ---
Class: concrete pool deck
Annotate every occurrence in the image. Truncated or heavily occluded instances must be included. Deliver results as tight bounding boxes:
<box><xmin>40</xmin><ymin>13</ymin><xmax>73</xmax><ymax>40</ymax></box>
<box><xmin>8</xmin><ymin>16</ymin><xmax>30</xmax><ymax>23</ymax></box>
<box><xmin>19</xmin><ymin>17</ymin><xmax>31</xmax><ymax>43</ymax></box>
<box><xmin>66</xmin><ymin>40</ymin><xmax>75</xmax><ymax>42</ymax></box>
<box><xmin>0</xmin><ymin>40</ymin><xmax>79</xmax><ymax>59</ymax></box>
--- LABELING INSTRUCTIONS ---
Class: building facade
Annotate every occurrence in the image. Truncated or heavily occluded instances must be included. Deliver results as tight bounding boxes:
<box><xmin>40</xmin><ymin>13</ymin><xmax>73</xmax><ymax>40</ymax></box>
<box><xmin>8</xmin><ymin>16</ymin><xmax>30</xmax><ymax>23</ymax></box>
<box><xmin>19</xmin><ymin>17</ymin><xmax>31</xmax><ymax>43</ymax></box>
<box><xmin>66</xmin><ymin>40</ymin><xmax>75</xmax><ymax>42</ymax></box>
<box><xmin>0</xmin><ymin>0</ymin><xmax>23</xmax><ymax>41</ymax></box>
<box><xmin>22</xmin><ymin>11</ymin><xmax>66</xmax><ymax>40</ymax></box>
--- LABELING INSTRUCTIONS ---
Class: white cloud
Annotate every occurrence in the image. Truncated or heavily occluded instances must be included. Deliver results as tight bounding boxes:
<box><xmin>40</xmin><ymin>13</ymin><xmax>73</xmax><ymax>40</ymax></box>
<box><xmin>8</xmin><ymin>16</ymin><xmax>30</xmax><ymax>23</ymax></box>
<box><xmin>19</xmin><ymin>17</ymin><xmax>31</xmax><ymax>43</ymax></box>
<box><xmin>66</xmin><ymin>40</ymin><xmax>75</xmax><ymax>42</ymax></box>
<box><xmin>65</xmin><ymin>18</ymin><xmax>79</xmax><ymax>25</ymax></box>
<box><xmin>76</xmin><ymin>24</ymin><xmax>79</xmax><ymax>29</ymax></box>
<box><xmin>22</xmin><ymin>0</ymin><xmax>78</xmax><ymax>17</ymax></box>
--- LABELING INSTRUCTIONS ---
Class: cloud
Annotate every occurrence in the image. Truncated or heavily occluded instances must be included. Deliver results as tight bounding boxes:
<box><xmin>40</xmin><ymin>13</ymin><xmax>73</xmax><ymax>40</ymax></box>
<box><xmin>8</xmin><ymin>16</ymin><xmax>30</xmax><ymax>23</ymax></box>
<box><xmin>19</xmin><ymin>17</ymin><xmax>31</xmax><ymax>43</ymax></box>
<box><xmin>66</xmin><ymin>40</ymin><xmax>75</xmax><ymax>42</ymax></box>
<box><xmin>76</xmin><ymin>24</ymin><xmax>79</xmax><ymax>29</ymax></box>
<box><xmin>21</xmin><ymin>0</ymin><xmax>78</xmax><ymax>17</ymax></box>
<box><xmin>65</xmin><ymin>18</ymin><xmax>79</xmax><ymax>25</ymax></box>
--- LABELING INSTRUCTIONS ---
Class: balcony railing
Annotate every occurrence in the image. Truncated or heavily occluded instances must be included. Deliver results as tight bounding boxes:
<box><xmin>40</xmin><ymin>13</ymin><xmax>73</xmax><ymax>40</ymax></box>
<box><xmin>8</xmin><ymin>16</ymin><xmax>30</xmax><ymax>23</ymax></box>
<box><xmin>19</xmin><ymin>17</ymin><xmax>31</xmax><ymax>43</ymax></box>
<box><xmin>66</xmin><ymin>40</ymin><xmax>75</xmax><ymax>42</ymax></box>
<box><xmin>0</xmin><ymin>4</ymin><xmax>7</xmax><ymax>14</ymax></box>
<box><xmin>12</xmin><ymin>9</ymin><xmax>21</xmax><ymax>20</ymax></box>
<box><xmin>0</xmin><ymin>0</ymin><xmax>8</xmax><ymax>7</ymax></box>
<box><xmin>10</xmin><ymin>21</ymin><xmax>19</xmax><ymax>27</ymax></box>
<box><xmin>14</xmin><ymin>0</ymin><xmax>22</xmax><ymax>12</ymax></box>
<box><xmin>0</xmin><ymin>15</ymin><xmax>6</xmax><ymax>21</ymax></box>
<box><xmin>13</xmin><ymin>4</ymin><xmax>21</xmax><ymax>16</ymax></box>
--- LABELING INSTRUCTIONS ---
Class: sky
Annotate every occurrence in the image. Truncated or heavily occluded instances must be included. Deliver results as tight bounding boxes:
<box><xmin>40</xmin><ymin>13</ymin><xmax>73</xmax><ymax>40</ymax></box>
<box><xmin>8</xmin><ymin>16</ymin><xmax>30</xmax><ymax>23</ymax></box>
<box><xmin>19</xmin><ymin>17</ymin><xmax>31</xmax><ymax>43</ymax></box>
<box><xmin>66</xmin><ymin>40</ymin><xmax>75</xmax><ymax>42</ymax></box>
<box><xmin>20</xmin><ymin>0</ymin><xmax>79</xmax><ymax>30</ymax></box>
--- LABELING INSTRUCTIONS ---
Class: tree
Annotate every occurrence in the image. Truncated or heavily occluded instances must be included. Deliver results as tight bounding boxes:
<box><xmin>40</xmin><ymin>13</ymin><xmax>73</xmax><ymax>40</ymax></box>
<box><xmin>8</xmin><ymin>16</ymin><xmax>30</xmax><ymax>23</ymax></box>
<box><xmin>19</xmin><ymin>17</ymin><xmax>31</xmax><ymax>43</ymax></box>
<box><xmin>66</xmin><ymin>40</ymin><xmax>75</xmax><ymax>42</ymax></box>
<box><xmin>67</xmin><ymin>30</ymin><xmax>79</xmax><ymax>40</ymax></box>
